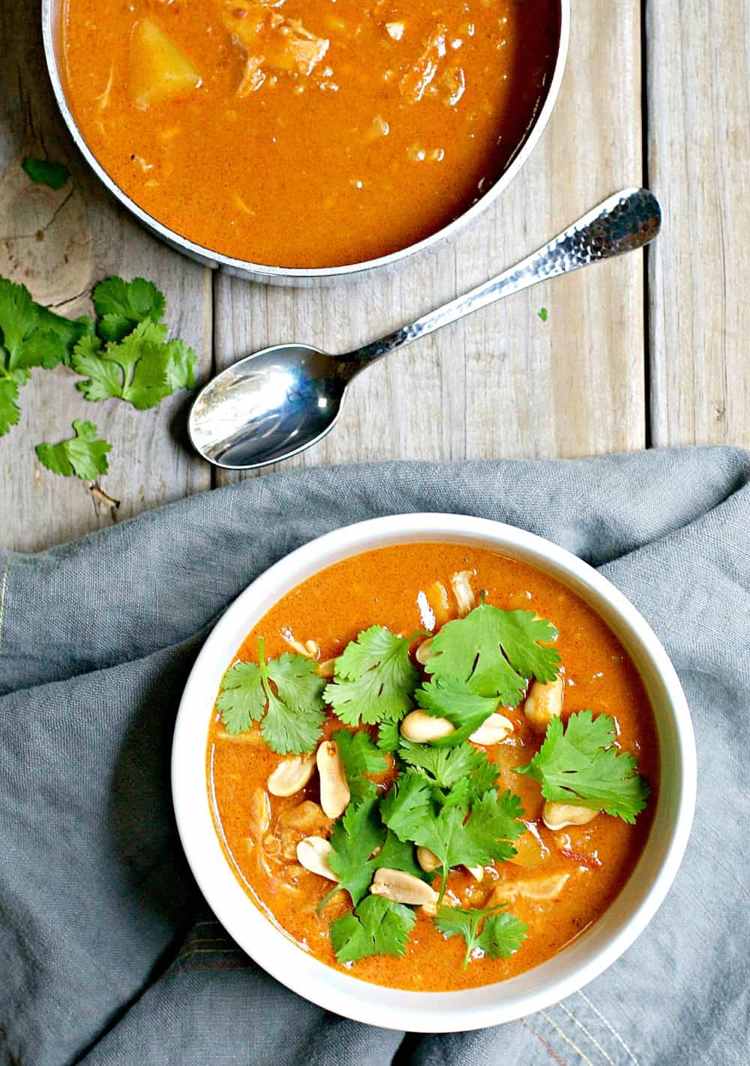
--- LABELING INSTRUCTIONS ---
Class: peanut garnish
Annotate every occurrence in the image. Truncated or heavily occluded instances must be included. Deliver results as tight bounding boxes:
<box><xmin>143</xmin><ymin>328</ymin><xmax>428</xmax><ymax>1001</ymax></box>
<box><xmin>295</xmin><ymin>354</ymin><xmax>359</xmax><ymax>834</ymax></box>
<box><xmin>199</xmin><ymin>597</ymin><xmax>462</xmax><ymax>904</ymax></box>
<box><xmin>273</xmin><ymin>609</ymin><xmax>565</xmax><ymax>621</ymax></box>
<box><xmin>296</xmin><ymin>836</ymin><xmax>338</xmax><ymax>881</ymax></box>
<box><xmin>400</xmin><ymin>710</ymin><xmax>455</xmax><ymax>743</ymax></box>
<box><xmin>316</xmin><ymin>739</ymin><xmax>350</xmax><ymax>819</ymax></box>
<box><xmin>267</xmin><ymin>754</ymin><xmax>316</xmax><ymax>797</ymax></box>
<box><xmin>524</xmin><ymin>675</ymin><xmax>564</xmax><ymax>733</ymax></box>
<box><xmin>542</xmin><ymin>802</ymin><xmax>598</xmax><ymax>831</ymax></box>
<box><xmin>370</xmin><ymin>868</ymin><xmax>439</xmax><ymax>907</ymax></box>
<box><xmin>468</xmin><ymin>712</ymin><xmax>513</xmax><ymax>746</ymax></box>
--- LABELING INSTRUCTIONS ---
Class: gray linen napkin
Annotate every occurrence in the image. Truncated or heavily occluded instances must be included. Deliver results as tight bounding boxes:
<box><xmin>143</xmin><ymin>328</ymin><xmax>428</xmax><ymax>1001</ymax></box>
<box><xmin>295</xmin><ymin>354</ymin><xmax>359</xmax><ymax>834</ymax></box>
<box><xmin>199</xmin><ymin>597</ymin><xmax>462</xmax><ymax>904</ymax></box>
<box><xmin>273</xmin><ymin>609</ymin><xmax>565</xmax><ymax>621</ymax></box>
<box><xmin>1</xmin><ymin>447</ymin><xmax>748</xmax><ymax>1066</ymax></box>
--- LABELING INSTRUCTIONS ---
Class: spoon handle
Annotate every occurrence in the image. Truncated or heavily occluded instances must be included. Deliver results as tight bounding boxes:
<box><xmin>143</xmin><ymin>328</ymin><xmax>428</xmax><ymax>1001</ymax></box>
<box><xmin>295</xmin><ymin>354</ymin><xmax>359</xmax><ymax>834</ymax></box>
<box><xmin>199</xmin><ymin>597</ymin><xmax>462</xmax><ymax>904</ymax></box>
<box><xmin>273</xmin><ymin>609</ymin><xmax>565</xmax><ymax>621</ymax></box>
<box><xmin>344</xmin><ymin>187</ymin><xmax>661</xmax><ymax>370</ymax></box>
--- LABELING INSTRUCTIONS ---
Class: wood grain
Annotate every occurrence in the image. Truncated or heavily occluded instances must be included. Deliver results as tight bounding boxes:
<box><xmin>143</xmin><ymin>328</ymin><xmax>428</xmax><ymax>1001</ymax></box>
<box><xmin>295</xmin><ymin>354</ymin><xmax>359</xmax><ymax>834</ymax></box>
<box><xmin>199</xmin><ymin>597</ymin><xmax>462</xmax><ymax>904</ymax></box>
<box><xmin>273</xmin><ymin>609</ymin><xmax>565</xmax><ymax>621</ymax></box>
<box><xmin>646</xmin><ymin>1</ymin><xmax>750</xmax><ymax>447</ymax></box>
<box><xmin>214</xmin><ymin>0</ymin><xmax>645</xmax><ymax>485</ymax></box>
<box><xmin>0</xmin><ymin>1</ymin><xmax>212</xmax><ymax>553</ymax></box>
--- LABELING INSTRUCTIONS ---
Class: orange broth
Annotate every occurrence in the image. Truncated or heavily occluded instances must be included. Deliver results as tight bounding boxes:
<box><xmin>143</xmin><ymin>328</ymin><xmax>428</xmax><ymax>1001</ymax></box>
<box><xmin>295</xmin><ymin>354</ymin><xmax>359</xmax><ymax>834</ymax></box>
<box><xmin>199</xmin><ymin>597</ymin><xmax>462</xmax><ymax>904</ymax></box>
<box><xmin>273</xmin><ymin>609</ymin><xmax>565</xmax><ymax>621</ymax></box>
<box><xmin>206</xmin><ymin>543</ymin><xmax>658</xmax><ymax>992</ymax></box>
<box><xmin>61</xmin><ymin>0</ymin><xmax>560</xmax><ymax>267</ymax></box>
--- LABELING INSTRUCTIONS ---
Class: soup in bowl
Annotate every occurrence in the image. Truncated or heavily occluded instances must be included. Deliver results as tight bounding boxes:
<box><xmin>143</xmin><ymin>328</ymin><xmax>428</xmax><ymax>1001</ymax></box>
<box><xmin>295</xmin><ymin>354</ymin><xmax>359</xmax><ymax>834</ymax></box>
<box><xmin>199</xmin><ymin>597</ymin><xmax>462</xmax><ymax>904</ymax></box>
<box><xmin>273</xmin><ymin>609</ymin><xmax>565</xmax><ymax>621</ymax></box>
<box><xmin>172</xmin><ymin>515</ymin><xmax>695</xmax><ymax>1030</ymax></box>
<box><xmin>51</xmin><ymin>0</ymin><xmax>567</xmax><ymax>275</ymax></box>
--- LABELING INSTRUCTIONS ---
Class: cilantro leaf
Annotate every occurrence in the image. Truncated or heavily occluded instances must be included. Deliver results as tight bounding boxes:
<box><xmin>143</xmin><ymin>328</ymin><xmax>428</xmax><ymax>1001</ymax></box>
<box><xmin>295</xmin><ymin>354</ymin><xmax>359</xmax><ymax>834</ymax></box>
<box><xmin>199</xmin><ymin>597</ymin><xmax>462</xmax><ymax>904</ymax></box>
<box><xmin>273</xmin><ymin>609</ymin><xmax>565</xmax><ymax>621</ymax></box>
<box><xmin>217</xmin><ymin>661</ymin><xmax>265</xmax><ymax>734</ymax></box>
<box><xmin>381</xmin><ymin>773</ymin><xmax>525</xmax><ymax>892</ymax></box>
<box><xmin>377</xmin><ymin>720</ymin><xmax>401</xmax><ymax>752</ymax></box>
<box><xmin>426</xmin><ymin>604</ymin><xmax>560</xmax><ymax>706</ymax></box>
<box><xmin>0</xmin><ymin>377</ymin><xmax>20</xmax><ymax>436</ymax></box>
<box><xmin>0</xmin><ymin>279</ymin><xmax>39</xmax><ymax>364</ymax></box>
<box><xmin>516</xmin><ymin>711</ymin><xmax>650</xmax><ymax>823</ymax></box>
<box><xmin>216</xmin><ymin>645</ymin><xmax>325</xmax><ymax>753</ymax></box>
<box><xmin>324</xmin><ymin>626</ymin><xmax>419</xmax><ymax>725</ymax></box>
<box><xmin>436</xmin><ymin>905</ymin><xmax>527</xmax><ymax>966</ymax></box>
<box><xmin>537</xmin><ymin>306</ymin><xmax>549</xmax><ymax>323</ymax></box>
<box><xmin>22</xmin><ymin>157</ymin><xmax>70</xmax><ymax>190</ymax></box>
<box><xmin>333</xmin><ymin>729</ymin><xmax>389</xmax><ymax>802</ymax></box>
<box><xmin>328</xmin><ymin>794</ymin><xmax>424</xmax><ymax>906</ymax></box>
<box><xmin>415</xmin><ymin>678</ymin><xmax>500</xmax><ymax>746</ymax></box>
<box><xmin>330</xmin><ymin>895</ymin><xmax>416</xmax><ymax>964</ymax></box>
<box><xmin>398</xmin><ymin>741</ymin><xmax>497</xmax><ymax>801</ymax></box>
<box><xmin>0</xmin><ymin>279</ymin><xmax>89</xmax><ymax>379</ymax></box>
<box><xmin>259</xmin><ymin>652</ymin><xmax>326</xmax><ymax>754</ymax></box>
<box><xmin>72</xmin><ymin>320</ymin><xmax>197</xmax><ymax>409</ymax></box>
<box><xmin>35</xmin><ymin>420</ymin><xmax>111</xmax><ymax>480</ymax></box>
<box><xmin>93</xmin><ymin>276</ymin><xmax>166</xmax><ymax>342</ymax></box>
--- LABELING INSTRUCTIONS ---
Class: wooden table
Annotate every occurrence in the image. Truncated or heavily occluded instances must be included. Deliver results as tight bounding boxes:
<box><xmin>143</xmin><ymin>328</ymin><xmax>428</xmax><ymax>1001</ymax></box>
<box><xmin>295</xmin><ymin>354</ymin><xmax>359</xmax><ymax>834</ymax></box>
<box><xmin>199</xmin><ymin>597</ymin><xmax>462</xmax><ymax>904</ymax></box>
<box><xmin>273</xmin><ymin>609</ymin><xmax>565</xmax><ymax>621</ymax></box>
<box><xmin>1</xmin><ymin>3</ymin><xmax>748</xmax><ymax>552</ymax></box>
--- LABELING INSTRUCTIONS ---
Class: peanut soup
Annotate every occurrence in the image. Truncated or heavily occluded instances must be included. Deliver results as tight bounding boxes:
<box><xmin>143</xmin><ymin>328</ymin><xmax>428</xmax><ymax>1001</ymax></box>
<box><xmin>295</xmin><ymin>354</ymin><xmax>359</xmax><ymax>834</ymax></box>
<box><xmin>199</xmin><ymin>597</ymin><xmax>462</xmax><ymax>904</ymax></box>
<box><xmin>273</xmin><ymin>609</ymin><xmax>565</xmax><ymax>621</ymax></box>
<box><xmin>61</xmin><ymin>0</ymin><xmax>561</xmax><ymax>267</ymax></box>
<box><xmin>207</xmin><ymin>543</ymin><xmax>657</xmax><ymax>991</ymax></box>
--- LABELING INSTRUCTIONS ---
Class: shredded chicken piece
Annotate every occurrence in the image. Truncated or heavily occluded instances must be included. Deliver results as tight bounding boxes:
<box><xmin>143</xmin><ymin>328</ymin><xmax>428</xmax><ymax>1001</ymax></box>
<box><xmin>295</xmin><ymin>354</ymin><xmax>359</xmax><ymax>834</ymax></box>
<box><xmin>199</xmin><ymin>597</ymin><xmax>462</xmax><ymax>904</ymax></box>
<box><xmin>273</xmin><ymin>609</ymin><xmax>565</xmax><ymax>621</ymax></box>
<box><xmin>280</xmin><ymin>627</ymin><xmax>320</xmax><ymax>660</ymax></box>
<box><xmin>488</xmin><ymin>872</ymin><xmax>571</xmax><ymax>903</ymax></box>
<box><xmin>450</xmin><ymin>570</ymin><xmax>476</xmax><ymax>616</ymax></box>
<box><xmin>221</xmin><ymin>0</ymin><xmax>329</xmax><ymax>92</ymax></box>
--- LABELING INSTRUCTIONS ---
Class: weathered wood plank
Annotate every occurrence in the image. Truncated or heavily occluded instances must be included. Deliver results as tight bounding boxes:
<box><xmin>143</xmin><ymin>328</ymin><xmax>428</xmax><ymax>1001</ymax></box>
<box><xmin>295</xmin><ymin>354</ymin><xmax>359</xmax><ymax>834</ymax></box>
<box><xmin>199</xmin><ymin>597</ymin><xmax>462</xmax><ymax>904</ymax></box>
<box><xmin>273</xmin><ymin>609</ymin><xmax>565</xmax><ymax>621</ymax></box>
<box><xmin>214</xmin><ymin>0</ymin><xmax>645</xmax><ymax>484</ymax></box>
<box><xmin>646</xmin><ymin>1</ymin><xmax>750</xmax><ymax>447</ymax></box>
<box><xmin>0</xmin><ymin>2</ymin><xmax>212</xmax><ymax>553</ymax></box>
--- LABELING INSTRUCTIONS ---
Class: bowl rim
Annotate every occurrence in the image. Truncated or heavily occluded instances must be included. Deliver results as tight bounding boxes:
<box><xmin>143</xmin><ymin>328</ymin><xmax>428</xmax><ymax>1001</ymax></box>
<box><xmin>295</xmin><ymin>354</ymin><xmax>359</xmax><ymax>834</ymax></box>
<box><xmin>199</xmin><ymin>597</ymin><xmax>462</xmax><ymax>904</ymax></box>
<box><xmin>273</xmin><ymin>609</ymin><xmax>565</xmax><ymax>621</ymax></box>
<box><xmin>41</xmin><ymin>0</ymin><xmax>570</xmax><ymax>281</ymax></box>
<box><xmin>171</xmin><ymin>513</ymin><xmax>696</xmax><ymax>1032</ymax></box>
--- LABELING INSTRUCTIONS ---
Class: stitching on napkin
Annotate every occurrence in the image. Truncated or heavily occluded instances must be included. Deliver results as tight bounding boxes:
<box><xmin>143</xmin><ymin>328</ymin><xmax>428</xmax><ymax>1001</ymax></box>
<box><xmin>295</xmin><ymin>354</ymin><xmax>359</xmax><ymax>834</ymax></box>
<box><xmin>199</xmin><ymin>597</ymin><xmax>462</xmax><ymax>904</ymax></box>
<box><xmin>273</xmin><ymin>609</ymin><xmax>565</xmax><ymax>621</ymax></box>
<box><xmin>577</xmin><ymin>992</ymin><xmax>640</xmax><ymax>1065</ymax></box>
<box><xmin>0</xmin><ymin>557</ymin><xmax>9</xmax><ymax>652</ymax></box>
<box><xmin>541</xmin><ymin>1010</ymin><xmax>597</xmax><ymax>1065</ymax></box>
<box><xmin>558</xmin><ymin>1003</ymin><xmax>617</xmax><ymax>1065</ymax></box>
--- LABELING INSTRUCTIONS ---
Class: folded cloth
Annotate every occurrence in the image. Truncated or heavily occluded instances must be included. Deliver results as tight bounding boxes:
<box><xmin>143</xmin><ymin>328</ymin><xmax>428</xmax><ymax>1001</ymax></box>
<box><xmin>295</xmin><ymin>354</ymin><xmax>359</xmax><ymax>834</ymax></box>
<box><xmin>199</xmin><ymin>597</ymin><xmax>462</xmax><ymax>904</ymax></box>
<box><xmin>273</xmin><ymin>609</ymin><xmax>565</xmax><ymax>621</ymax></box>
<box><xmin>1</xmin><ymin>447</ymin><xmax>748</xmax><ymax>1066</ymax></box>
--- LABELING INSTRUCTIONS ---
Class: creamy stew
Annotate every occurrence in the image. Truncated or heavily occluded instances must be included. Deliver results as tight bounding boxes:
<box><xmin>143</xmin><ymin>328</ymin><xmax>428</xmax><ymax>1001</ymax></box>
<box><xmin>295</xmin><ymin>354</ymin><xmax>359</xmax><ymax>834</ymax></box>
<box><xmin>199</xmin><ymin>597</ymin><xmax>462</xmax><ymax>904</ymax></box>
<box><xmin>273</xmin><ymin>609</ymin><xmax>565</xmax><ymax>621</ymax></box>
<box><xmin>62</xmin><ymin>0</ymin><xmax>560</xmax><ymax>267</ymax></box>
<box><xmin>206</xmin><ymin>543</ymin><xmax>657</xmax><ymax>991</ymax></box>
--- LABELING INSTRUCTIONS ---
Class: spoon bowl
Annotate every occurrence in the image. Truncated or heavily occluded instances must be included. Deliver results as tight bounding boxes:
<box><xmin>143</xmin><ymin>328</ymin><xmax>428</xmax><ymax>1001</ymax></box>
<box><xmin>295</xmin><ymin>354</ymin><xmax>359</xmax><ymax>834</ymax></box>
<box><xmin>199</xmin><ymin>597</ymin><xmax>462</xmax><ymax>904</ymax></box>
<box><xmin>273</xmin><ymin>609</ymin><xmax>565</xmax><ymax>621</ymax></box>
<box><xmin>189</xmin><ymin>345</ymin><xmax>348</xmax><ymax>468</ymax></box>
<box><xmin>189</xmin><ymin>188</ymin><xmax>662</xmax><ymax>470</ymax></box>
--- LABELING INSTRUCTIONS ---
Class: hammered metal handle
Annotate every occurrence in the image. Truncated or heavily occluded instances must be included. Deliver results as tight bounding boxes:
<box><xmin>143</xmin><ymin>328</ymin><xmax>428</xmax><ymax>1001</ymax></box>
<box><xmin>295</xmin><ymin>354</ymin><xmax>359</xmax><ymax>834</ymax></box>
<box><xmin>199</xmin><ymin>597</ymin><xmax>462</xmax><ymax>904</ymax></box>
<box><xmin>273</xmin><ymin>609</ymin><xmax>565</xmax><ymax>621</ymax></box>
<box><xmin>345</xmin><ymin>188</ymin><xmax>661</xmax><ymax>370</ymax></box>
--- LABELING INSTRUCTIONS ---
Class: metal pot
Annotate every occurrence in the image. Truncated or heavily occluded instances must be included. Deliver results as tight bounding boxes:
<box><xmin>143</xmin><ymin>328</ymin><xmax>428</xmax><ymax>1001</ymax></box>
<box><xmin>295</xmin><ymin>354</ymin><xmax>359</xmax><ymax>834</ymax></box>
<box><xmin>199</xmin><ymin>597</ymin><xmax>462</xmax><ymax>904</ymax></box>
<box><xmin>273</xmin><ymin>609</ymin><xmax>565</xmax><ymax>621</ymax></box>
<box><xmin>42</xmin><ymin>0</ymin><xmax>570</xmax><ymax>286</ymax></box>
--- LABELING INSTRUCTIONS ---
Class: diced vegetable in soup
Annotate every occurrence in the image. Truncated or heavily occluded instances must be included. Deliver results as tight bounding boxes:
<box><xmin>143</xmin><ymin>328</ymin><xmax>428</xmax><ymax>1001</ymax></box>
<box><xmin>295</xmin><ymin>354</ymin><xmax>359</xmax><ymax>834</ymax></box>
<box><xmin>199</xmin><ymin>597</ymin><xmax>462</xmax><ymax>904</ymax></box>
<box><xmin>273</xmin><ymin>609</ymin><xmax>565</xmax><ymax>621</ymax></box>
<box><xmin>206</xmin><ymin>544</ymin><xmax>658</xmax><ymax>991</ymax></box>
<box><xmin>61</xmin><ymin>0</ymin><xmax>560</xmax><ymax>267</ymax></box>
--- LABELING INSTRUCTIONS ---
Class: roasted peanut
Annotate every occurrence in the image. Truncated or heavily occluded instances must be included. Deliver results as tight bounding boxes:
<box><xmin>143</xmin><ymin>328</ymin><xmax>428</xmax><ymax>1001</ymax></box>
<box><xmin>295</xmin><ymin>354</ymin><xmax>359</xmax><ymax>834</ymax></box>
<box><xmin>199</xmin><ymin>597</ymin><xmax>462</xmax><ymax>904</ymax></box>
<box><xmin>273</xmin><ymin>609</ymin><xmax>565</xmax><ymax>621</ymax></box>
<box><xmin>400</xmin><ymin>710</ymin><xmax>455</xmax><ymax>743</ymax></box>
<box><xmin>416</xmin><ymin>846</ymin><xmax>441</xmax><ymax>873</ymax></box>
<box><xmin>316</xmin><ymin>658</ymin><xmax>336</xmax><ymax>679</ymax></box>
<box><xmin>267</xmin><ymin>754</ymin><xmax>316</xmax><ymax>797</ymax></box>
<box><xmin>415</xmin><ymin>637</ymin><xmax>434</xmax><ymax>665</ymax></box>
<box><xmin>524</xmin><ymin>675</ymin><xmax>564</xmax><ymax>733</ymax></box>
<box><xmin>370</xmin><ymin>867</ymin><xmax>439</xmax><ymax>906</ymax></box>
<box><xmin>316</xmin><ymin>740</ymin><xmax>350</xmax><ymax>819</ymax></box>
<box><xmin>542</xmin><ymin>802</ymin><xmax>598</xmax><ymax>831</ymax></box>
<box><xmin>296</xmin><ymin>836</ymin><xmax>339</xmax><ymax>881</ymax></box>
<box><xmin>466</xmin><ymin>865</ymin><xmax>484</xmax><ymax>882</ymax></box>
<box><xmin>469</xmin><ymin>712</ymin><xmax>514</xmax><ymax>746</ymax></box>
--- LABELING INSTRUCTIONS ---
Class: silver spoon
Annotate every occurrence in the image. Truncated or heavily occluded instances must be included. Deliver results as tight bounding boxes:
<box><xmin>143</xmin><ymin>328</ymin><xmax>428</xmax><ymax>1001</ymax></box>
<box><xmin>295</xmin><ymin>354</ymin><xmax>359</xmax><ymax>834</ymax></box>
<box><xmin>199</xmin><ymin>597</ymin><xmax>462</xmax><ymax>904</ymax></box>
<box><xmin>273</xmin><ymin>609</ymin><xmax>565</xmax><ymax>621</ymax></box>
<box><xmin>189</xmin><ymin>187</ymin><xmax>661</xmax><ymax>469</ymax></box>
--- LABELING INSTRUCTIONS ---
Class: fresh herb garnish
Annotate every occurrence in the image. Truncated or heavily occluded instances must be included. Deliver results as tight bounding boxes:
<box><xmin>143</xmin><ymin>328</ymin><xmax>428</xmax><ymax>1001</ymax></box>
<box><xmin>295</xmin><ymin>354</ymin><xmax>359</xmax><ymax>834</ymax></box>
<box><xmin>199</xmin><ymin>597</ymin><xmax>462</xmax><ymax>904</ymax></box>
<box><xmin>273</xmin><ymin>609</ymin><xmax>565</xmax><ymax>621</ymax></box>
<box><xmin>398</xmin><ymin>740</ymin><xmax>497</xmax><ymax>803</ymax></box>
<box><xmin>217</xmin><ymin>641</ymin><xmax>325</xmax><ymax>754</ymax></box>
<box><xmin>92</xmin><ymin>276</ymin><xmax>167</xmax><ymax>342</ymax></box>
<box><xmin>381</xmin><ymin>771</ymin><xmax>525</xmax><ymax>895</ymax></box>
<box><xmin>0</xmin><ymin>278</ymin><xmax>90</xmax><ymax>436</ymax></box>
<box><xmin>72</xmin><ymin>319</ymin><xmax>196</xmax><ymax>409</ymax></box>
<box><xmin>333</xmin><ymin>729</ymin><xmax>389</xmax><ymax>802</ymax></box>
<box><xmin>516</xmin><ymin>710</ymin><xmax>649</xmax><ymax>823</ymax></box>
<box><xmin>414</xmin><ymin>678</ymin><xmax>501</xmax><ymax>746</ymax></box>
<box><xmin>324</xmin><ymin>625</ymin><xmax>418</xmax><ymax>725</ymax></box>
<box><xmin>537</xmin><ymin>306</ymin><xmax>549</xmax><ymax>322</ymax></box>
<box><xmin>35</xmin><ymin>420</ymin><xmax>111</xmax><ymax>480</ymax></box>
<box><xmin>22</xmin><ymin>157</ymin><xmax>70</xmax><ymax>190</ymax></box>
<box><xmin>330</xmin><ymin>894</ymin><xmax>416</xmax><ymax>964</ymax></box>
<box><xmin>435</xmin><ymin>905</ymin><xmax>527</xmax><ymax>966</ymax></box>
<box><xmin>425</xmin><ymin>604</ymin><xmax>560</xmax><ymax>707</ymax></box>
<box><xmin>328</xmin><ymin>793</ymin><xmax>424</xmax><ymax>907</ymax></box>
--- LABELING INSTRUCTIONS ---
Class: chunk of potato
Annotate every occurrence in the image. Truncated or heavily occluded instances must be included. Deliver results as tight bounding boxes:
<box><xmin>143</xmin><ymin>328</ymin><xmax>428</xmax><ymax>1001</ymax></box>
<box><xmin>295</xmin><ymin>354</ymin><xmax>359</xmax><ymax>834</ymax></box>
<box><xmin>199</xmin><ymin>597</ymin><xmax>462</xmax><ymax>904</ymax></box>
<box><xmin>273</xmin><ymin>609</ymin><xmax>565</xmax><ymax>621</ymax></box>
<box><xmin>129</xmin><ymin>18</ymin><xmax>202</xmax><ymax>110</ymax></box>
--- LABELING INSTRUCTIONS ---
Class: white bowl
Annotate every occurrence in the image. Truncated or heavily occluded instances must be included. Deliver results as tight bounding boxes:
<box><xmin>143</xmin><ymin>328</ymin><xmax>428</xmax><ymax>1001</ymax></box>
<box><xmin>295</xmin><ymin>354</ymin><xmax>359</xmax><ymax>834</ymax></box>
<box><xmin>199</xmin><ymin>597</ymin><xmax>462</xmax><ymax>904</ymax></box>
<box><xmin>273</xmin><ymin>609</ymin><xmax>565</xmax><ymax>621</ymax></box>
<box><xmin>171</xmin><ymin>514</ymin><xmax>696</xmax><ymax>1032</ymax></box>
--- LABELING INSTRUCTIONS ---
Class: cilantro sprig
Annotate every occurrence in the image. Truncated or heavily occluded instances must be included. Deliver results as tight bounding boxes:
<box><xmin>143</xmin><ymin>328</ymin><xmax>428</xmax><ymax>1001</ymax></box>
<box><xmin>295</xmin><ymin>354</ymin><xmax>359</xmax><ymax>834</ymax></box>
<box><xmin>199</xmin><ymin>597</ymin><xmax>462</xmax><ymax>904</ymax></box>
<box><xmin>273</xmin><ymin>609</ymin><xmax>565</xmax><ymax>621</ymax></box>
<box><xmin>435</xmin><ymin>905</ymin><xmax>527</xmax><ymax>967</ymax></box>
<box><xmin>425</xmin><ymin>604</ymin><xmax>560</xmax><ymax>707</ymax></box>
<box><xmin>516</xmin><ymin>710</ymin><xmax>650</xmax><ymax>823</ymax></box>
<box><xmin>35</xmin><ymin>420</ymin><xmax>111</xmax><ymax>480</ymax></box>
<box><xmin>217</xmin><ymin>640</ymin><xmax>325</xmax><ymax>754</ymax></box>
<box><xmin>22</xmin><ymin>157</ymin><xmax>70</xmax><ymax>190</ymax></box>
<box><xmin>331</xmin><ymin>895</ymin><xmax>416</xmax><ymax>964</ymax></box>
<box><xmin>0</xmin><ymin>279</ymin><xmax>89</xmax><ymax>436</ymax></box>
<box><xmin>333</xmin><ymin>729</ymin><xmax>389</xmax><ymax>802</ymax></box>
<box><xmin>324</xmin><ymin>626</ymin><xmax>418</xmax><ymax>725</ymax></box>
<box><xmin>381</xmin><ymin>771</ymin><xmax>525</xmax><ymax>897</ymax></box>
